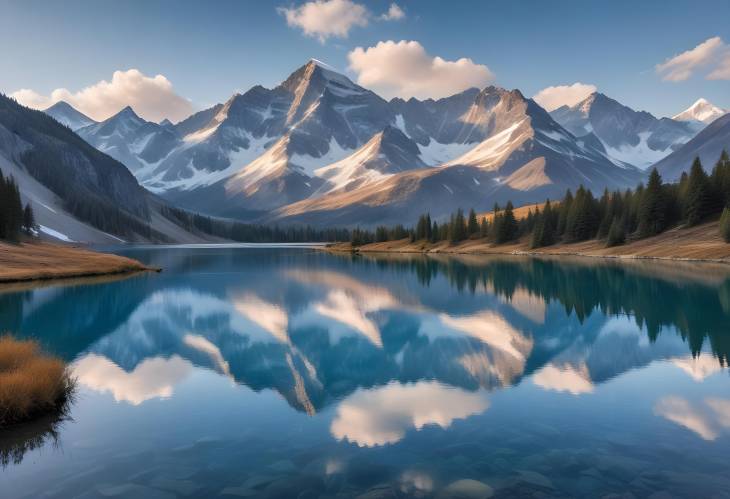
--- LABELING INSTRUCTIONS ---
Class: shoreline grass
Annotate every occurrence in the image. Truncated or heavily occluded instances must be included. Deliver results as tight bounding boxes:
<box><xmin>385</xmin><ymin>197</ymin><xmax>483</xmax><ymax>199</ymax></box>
<box><xmin>0</xmin><ymin>241</ymin><xmax>158</xmax><ymax>284</ymax></box>
<box><xmin>0</xmin><ymin>335</ymin><xmax>75</xmax><ymax>427</ymax></box>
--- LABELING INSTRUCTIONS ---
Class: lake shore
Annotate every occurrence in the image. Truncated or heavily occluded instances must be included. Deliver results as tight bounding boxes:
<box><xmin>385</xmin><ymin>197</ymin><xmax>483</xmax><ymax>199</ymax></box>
<box><xmin>325</xmin><ymin>219</ymin><xmax>730</xmax><ymax>264</ymax></box>
<box><xmin>0</xmin><ymin>242</ymin><xmax>157</xmax><ymax>283</ymax></box>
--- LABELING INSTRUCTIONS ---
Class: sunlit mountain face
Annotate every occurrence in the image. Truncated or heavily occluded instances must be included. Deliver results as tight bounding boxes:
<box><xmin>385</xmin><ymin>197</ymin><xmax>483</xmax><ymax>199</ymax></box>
<box><xmin>1</xmin><ymin>248</ymin><xmax>729</xmax><ymax>497</ymax></box>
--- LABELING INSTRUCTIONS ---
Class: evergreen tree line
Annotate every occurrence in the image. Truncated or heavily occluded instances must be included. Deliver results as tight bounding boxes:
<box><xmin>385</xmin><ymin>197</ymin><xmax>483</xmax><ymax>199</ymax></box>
<box><xmin>0</xmin><ymin>171</ymin><xmax>36</xmax><ymax>241</ymax></box>
<box><xmin>159</xmin><ymin>205</ymin><xmax>349</xmax><ymax>243</ymax></box>
<box><xmin>351</xmin><ymin>151</ymin><xmax>730</xmax><ymax>248</ymax></box>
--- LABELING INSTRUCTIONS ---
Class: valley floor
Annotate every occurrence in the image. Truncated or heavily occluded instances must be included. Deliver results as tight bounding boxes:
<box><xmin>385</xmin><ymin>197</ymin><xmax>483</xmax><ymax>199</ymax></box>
<box><xmin>326</xmin><ymin>219</ymin><xmax>730</xmax><ymax>263</ymax></box>
<box><xmin>0</xmin><ymin>241</ymin><xmax>154</xmax><ymax>283</ymax></box>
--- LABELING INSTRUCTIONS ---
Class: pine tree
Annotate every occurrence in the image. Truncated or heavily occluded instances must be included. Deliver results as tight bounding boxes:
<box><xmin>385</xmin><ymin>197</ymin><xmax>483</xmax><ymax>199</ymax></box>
<box><xmin>685</xmin><ymin>157</ymin><xmax>711</xmax><ymax>226</ymax></box>
<box><xmin>450</xmin><ymin>209</ymin><xmax>467</xmax><ymax>242</ymax></box>
<box><xmin>606</xmin><ymin>217</ymin><xmax>626</xmax><ymax>247</ymax></box>
<box><xmin>479</xmin><ymin>217</ymin><xmax>489</xmax><ymax>238</ymax></box>
<box><xmin>467</xmin><ymin>208</ymin><xmax>479</xmax><ymax>236</ymax></box>
<box><xmin>720</xmin><ymin>207</ymin><xmax>730</xmax><ymax>243</ymax></box>
<box><xmin>637</xmin><ymin>168</ymin><xmax>666</xmax><ymax>237</ymax></box>
<box><xmin>22</xmin><ymin>203</ymin><xmax>35</xmax><ymax>235</ymax></box>
<box><xmin>556</xmin><ymin>189</ymin><xmax>573</xmax><ymax>237</ymax></box>
<box><xmin>496</xmin><ymin>201</ymin><xmax>518</xmax><ymax>243</ymax></box>
<box><xmin>565</xmin><ymin>185</ymin><xmax>598</xmax><ymax>241</ymax></box>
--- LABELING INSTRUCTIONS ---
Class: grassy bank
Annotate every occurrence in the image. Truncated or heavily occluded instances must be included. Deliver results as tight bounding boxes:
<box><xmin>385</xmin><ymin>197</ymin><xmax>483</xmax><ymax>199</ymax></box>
<box><xmin>0</xmin><ymin>241</ymin><xmax>156</xmax><ymax>283</ymax></box>
<box><xmin>327</xmin><ymin>219</ymin><xmax>730</xmax><ymax>263</ymax></box>
<box><xmin>0</xmin><ymin>335</ymin><xmax>74</xmax><ymax>427</ymax></box>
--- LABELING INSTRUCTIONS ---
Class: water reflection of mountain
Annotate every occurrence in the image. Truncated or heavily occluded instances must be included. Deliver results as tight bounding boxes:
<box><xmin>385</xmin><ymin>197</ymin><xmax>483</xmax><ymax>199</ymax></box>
<box><xmin>0</xmin><ymin>249</ymin><xmax>728</xmax><ymax>414</ymax></box>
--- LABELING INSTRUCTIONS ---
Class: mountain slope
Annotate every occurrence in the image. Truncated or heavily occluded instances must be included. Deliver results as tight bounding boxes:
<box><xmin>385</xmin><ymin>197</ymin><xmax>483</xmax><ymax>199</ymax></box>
<box><xmin>43</xmin><ymin>101</ymin><xmax>97</xmax><ymax>131</ymax></box>
<box><xmin>78</xmin><ymin>106</ymin><xmax>182</xmax><ymax>174</ymax></box>
<box><xmin>654</xmin><ymin>113</ymin><xmax>730</xmax><ymax>181</ymax></box>
<box><xmin>313</xmin><ymin>125</ymin><xmax>426</xmax><ymax>196</ymax></box>
<box><xmin>673</xmin><ymin>98</ymin><xmax>726</xmax><ymax>126</ymax></box>
<box><xmin>273</xmin><ymin>88</ymin><xmax>642</xmax><ymax>226</ymax></box>
<box><xmin>0</xmin><ymin>94</ymin><xmax>216</xmax><ymax>243</ymax></box>
<box><xmin>142</xmin><ymin>60</ymin><xmax>394</xmax><ymax>198</ymax></box>
<box><xmin>550</xmin><ymin>92</ymin><xmax>696</xmax><ymax>169</ymax></box>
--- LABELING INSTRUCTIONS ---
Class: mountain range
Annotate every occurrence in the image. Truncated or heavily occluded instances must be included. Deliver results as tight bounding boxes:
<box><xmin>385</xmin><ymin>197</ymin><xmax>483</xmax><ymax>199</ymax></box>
<box><xmin>0</xmin><ymin>93</ymin><xmax>217</xmax><ymax>243</ymax></box>
<box><xmin>32</xmin><ymin>60</ymin><xmax>730</xmax><ymax>229</ymax></box>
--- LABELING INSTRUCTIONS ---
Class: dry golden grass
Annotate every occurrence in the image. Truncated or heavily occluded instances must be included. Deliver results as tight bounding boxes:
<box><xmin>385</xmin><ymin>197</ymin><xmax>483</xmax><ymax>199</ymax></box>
<box><xmin>0</xmin><ymin>241</ymin><xmax>154</xmax><ymax>283</ymax></box>
<box><xmin>0</xmin><ymin>335</ymin><xmax>74</xmax><ymax>427</ymax></box>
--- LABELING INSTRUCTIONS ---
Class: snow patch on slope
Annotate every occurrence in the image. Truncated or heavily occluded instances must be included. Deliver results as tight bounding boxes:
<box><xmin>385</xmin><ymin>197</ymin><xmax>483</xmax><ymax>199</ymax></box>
<box><xmin>601</xmin><ymin>132</ymin><xmax>671</xmax><ymax>170</ymax></box>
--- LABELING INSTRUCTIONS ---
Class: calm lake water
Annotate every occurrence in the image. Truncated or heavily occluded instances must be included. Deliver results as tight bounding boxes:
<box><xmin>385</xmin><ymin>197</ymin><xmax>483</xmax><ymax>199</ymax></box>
<box><xmin>1</xmin><ymin>247</ymin><xmax>729</xmax><ymax>498</ymax></box>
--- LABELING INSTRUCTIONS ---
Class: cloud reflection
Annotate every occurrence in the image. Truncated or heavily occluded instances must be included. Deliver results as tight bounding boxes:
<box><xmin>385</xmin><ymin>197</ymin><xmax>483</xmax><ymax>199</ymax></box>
<box><xmin>532</xmin><ymin>363</ymin><xmax>594</xmax><ymax>395</ymax></box>
<box><xmin>73</xmin><ymin>354</ymin><xmax>193</xmax><ymax>405</ymax></box>
<box><xmin>670</xmin><ymin>354</ymin><xmax>725</xmax><ymax>382</ymax></box>
<box><xmin>654</xmin><ymin>396</ymin><xmax>730</xmax><ymax>441</ymax></box>
<box><xmin>331</xmin><ymin>381</ymin><xmax>489</xmax><ymax>447</ymax></box>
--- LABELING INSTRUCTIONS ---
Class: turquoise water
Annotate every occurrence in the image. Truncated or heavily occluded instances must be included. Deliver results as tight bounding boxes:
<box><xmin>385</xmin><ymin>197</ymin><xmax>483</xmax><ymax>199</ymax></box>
<box><xmin>1</xmin><ymin>247</ymin><xmax>729</xmax><ymax>498</ymax></box>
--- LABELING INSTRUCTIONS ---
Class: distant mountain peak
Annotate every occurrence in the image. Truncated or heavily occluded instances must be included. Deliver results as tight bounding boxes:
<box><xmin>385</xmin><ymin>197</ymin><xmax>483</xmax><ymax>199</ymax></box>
<box><xmin>673</xmin><ymin>98</ymin><xmax>726</xmax><ymax>124</ymax></box>
<box><xmin>44</xmin><ymin>100</ymin><xmax>75</xmax><ymax>112</ymax></box>
<box><xmin>42</xmin><ymin>100</ymin><xmax>96</xmax><ymax>131</ymax></box>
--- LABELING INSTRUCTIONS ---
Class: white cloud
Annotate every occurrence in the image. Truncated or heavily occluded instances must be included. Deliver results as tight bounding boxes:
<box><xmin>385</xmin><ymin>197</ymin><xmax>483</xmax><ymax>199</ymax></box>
<box><xmin>532</xmin><ymin>82</ymin><xmax>597</xmax><ymax>111</ymax></box>
<box><xmin>348</xmin><ymin>40</ymin><xmax>494</xmax><ymax>99</ymax></box>
<box><xmin>656</xmin><ymin>36</ymin><xmax>730</xmax><ymax>82</ymax></box>
<box><xmin>11</xmin><ymin>69</ymin><xmax>193</xmax><ymax>122</ymax></box>
<box><xmin>708</xmin><ymin>52</ymin><xmax>730</xmax><ymax>80</ymax></box>
<box><xmin>380</xmin><ymin>3</ymin><xmax>405</xmax><ymax>21</ymax></box>
<box><xmin>278</xmin><ymin>0</ymin><xmax>369</xmax><ymax>43</ymax></box>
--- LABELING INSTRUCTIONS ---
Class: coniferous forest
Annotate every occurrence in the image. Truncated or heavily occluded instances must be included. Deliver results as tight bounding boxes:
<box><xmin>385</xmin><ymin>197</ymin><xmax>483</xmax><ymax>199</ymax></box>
<box><xmin>351</xmin><ymin>151</ymin><xmax>730</xmax><ymax>249</ymax></box>
<box><xmin>0</xmin><ymin>171</ymin><xmax>35</xmax><ymax>242</ymax></box>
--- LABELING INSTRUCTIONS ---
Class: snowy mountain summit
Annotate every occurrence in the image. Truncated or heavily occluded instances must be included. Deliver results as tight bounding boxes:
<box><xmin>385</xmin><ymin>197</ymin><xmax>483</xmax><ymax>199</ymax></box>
<box><xmin>672</xmin><ymin>98</ymin><xmax>726</xmax><ymax>125</ymax></box>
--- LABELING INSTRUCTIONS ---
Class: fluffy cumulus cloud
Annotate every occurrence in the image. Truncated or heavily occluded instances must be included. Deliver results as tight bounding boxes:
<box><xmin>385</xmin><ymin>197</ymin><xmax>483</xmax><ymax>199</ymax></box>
<box><xmin>656</xmin><ymin>36</ymin><xmax>730</xmax><ymax>81</ymax></box>
<box><xmin>532</xmin><ymin>82</ymin><xmax>597</xmax><ymax>111</ymax></box>
<box><xmin>278</xmin><ymin>0</ymin><xmax>369</xmax><ymax>42</ymax></box>
<box><xmin>348</xmin><ymin>40</ymin><xmax>494</xmax><ymax>99</ymax></box>
<box><xmin>278</xmin><ymin>0</ymin><xmax>404</xmax><ymax>42</ymax></box>
<box><xmin>11</xmin><ymin>69</ymin><xmax>193</xmax><ymax>122</ymax></box>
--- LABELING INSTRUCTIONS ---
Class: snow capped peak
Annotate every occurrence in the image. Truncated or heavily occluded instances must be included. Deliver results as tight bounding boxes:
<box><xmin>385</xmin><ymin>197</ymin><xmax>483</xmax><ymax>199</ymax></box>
<box><xmin>673</xmin><ymin>98</ymin><xmax>726</xmax><ymax>124</ymax></box>
<box><xmin>43</xmin><ymin>100</ymin><xmax>96</xmax><ymax>131</ymax></box>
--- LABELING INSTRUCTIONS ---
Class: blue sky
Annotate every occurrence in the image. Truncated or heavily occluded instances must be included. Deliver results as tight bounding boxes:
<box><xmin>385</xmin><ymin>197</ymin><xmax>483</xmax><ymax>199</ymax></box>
<box><xmin>1</xmin><ymin>0</ymin><xmax>729</xmax><ymax>121</ymax></box>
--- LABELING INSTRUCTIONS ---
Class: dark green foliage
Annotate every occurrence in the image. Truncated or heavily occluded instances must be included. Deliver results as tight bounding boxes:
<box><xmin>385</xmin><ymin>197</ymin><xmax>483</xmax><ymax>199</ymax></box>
<box><xmin>720</xmin><ymin>207</ymin><xmax>730</xmax><ymax>243</ymax></box>
<box><xmin>467</xmin><ymin>208</ymin><xmax>479</xmax><ymax>236</ymax></box>
<box><xmin>22</xmin><ymin>203</ymin><xmax>35</xmax><ymax>235</ymax></box>
<box><xmin>449</xmin><ymin>209</ymin><xmax>467</xmax><ymax>242</ymax></box>
<box><xmin>414</xmin><ymin>213</ymin><xmax>432</xmax><ymax>241</ymax></box>
<box><xmin>495</xmin><ymin>201</ymin><xmax>519</xmax><ymax>243</ymax></box>
<box><xmin>0</xmin><ymin>171</ymin><xmax>24</xmax><ymax>241</ymax></box>
<box><xmin>606</xmin><ymin>217</ymin><xmax>626</xmax><ymax>247</ymax></box>
<box><xmin>556</xmin><ymin>189</ymin><xmax>573</xmax><ymax>236</ymax></box>
<box><xmin>637</xmin><ymin>169</ymin><xmax>666</xmax><ymax>237</ymax></box>
<box><xmin>158</xmin><ymin>204</ymin><xmax>349</xmax><ymax>243</ymax></box>
<box><xmin>531</xmin><ymin>200</ymin><xmax>556</xmax><ymax>248</ymax></box>
<box><xmin>565</xmin><ymin>186</ymin><xmax>599</xmax><ymax>242</ymax></box>
<box><xmin>685</xmin><ymin>157</ymin><xmax>712</xmax><ymax>226</ymax></box>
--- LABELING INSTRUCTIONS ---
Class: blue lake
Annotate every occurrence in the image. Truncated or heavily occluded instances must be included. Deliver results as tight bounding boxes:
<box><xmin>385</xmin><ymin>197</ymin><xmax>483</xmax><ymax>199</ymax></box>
<box><xmin>1</xmin><ymin>247</ymin><xmax>729</xmax><ymax>498</ymax></box>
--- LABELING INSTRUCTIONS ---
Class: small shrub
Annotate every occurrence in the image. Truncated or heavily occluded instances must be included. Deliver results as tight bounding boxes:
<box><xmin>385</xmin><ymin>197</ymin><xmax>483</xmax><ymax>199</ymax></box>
<box><xmin>0</xmin><ymin>335</ymin><xmax>74</xmax><ymax>427</ymax></box>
